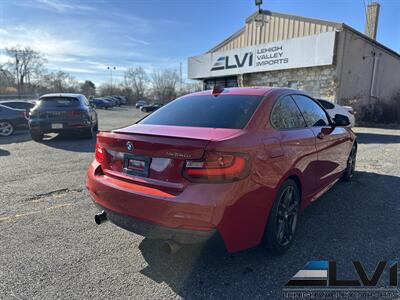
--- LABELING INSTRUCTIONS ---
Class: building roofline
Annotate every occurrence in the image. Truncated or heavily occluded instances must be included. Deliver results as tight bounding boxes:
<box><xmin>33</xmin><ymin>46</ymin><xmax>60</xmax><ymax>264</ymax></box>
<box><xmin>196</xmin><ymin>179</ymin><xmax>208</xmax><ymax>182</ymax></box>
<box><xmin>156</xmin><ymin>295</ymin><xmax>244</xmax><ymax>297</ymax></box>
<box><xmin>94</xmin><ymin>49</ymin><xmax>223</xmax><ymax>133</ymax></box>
<box><xmin>341</xmin><ymin>24</ymin><xmax>400</xmax><ymax>59</ymax></box>
<box><xmin>245</xmin><ymin>10</ymin><xmax>343</xmax><ymax>29</ymax></box>
<box><xmin>207</xmin><ymin>27</ymin><xmax>245</xmax><ymax>53</ymax></box>
<box><xmin>207</xmin><ymin>9</ymin><xmax>400</xmax><ymax>59</ymax></box>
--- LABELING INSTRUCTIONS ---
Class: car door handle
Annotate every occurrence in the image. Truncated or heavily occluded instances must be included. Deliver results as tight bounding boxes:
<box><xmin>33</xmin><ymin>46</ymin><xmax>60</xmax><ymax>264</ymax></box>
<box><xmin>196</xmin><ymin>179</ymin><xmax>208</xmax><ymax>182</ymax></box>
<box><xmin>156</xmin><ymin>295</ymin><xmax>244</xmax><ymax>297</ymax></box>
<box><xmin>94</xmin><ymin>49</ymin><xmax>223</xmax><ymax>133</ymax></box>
<box><xmin>317</xmin><ymin>132</ymin><xmax>325</xmax><ymax>139</ymax></box>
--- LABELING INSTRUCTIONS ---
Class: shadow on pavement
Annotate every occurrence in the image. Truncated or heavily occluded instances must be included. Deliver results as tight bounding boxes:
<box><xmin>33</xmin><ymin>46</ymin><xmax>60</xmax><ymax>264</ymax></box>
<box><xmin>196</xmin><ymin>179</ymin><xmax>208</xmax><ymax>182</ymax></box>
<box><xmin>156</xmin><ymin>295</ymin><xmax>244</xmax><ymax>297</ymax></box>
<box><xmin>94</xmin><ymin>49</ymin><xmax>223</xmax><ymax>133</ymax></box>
<box><xmin>138</xmin><ymin>171</ymin><xmax>400</xmax><ymax>299</ymax></box>
<box><xmin>0</xmin><ymin>148</ymin><xmax>10</xmax><ymax>156</ymax></box>
<box><xmin>356</xmin><ymin>132</ymin><xmax>400</xmax><ymax>144</ymax></box>
<box><xmin>0</xmin><ymin>130</ymin><xmax>31</xmax><ymax>145</ymax></box>
<box><xmin>40</xmin><ymin>133</ymin><xmax>96</xmax><ymax>153</ymax></box>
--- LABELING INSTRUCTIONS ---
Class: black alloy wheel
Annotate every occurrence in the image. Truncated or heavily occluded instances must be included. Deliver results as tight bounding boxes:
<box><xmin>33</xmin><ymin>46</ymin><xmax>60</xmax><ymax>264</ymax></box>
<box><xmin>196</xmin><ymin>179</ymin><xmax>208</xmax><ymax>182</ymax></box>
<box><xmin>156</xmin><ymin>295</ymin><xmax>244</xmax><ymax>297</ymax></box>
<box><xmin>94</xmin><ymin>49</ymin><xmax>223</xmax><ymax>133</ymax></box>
<box><xmin>264</xmin><ymin>179</ymin><xmax>300</xmax><ymax>254</ymax></box>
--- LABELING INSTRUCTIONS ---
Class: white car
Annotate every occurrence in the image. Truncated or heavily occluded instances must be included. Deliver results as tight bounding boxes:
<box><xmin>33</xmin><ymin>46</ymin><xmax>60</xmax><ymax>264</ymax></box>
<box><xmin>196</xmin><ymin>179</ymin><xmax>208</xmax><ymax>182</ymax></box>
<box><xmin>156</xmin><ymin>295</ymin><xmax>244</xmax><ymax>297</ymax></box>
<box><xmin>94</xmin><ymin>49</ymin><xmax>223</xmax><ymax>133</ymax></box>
<box><xmin>317</xmin><ymin>99</ymin><xmax>355</xmax><ymax>127</ymax></box>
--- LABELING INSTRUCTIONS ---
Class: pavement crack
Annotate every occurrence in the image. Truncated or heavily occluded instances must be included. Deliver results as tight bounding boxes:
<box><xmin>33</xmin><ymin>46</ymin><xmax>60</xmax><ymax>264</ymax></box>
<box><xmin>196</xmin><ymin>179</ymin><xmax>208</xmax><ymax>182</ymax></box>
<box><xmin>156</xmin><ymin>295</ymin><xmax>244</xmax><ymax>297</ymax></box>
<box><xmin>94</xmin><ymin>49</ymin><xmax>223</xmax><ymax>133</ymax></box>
<box><xmin>26</xmin><ymin>188</ymin><xmax>84</xmax><ymax>202</ymax></box>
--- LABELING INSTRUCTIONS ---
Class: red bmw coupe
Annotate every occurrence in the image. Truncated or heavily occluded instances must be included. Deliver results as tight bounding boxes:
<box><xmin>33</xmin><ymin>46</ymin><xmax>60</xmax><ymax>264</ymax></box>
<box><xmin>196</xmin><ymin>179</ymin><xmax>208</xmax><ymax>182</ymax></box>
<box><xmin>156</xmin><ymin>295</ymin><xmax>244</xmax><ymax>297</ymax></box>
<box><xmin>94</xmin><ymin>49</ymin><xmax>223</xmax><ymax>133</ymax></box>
<box><xmin>86</xmin><ymin>87</ymin><xmax>357</xmax><ymax>254</ymax></box>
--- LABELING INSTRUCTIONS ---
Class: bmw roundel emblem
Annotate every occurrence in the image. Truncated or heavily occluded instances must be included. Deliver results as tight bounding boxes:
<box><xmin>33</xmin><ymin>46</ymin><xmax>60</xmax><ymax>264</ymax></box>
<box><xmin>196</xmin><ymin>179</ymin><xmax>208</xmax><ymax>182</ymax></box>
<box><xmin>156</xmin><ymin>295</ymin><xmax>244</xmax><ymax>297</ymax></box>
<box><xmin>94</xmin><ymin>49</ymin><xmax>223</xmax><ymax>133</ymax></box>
<box><xmin>126</xmin><ymin>141</ymin><xmax>134</xmax><ymax>151</ymax></box>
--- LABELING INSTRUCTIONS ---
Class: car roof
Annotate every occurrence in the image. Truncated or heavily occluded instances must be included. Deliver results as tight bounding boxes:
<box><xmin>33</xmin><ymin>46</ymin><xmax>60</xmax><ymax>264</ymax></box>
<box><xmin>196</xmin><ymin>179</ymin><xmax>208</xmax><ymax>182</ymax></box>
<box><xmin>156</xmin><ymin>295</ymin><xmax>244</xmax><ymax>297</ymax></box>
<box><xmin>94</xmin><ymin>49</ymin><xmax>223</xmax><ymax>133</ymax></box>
<box><xmin>40</xmin><ymin>93</ymin><xmax>83</xmax><ymax>99</ymax></box>
<box><xmin>0</xmin><ymin>100</ymin><xmax>36</xmax><ymax>103</ymax></box>
<box><xmin>0</xmin><ymin>103</ymin><xmax>24</xmax><ymax>111</ymax></box>
<box><xmin>188</xmin><ymin>87</ymin><xmax>307</xmax><ymax>97</ymax></box>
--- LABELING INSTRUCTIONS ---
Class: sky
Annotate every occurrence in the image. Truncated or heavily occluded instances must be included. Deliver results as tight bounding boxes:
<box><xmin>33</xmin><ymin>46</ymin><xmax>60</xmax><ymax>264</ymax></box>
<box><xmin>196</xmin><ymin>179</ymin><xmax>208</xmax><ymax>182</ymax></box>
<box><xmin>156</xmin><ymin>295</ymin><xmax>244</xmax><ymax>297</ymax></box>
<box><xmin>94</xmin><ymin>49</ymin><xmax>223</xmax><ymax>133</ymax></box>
<box><xmin>1</xmin><ymin>0</ymin><xmax>399</xmax><ymax>85</ymax></box>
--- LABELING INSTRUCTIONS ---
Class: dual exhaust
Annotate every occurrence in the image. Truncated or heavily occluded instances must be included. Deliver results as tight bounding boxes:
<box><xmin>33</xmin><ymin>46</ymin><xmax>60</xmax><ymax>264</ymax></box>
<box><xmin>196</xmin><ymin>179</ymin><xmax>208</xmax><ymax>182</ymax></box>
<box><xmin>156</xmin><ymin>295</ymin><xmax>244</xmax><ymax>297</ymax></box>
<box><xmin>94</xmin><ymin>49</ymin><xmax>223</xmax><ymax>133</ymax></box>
<box><xmin>94</xmin><ymin>211</ymin><xmax>181</xmax><ymax>254</ymax></box>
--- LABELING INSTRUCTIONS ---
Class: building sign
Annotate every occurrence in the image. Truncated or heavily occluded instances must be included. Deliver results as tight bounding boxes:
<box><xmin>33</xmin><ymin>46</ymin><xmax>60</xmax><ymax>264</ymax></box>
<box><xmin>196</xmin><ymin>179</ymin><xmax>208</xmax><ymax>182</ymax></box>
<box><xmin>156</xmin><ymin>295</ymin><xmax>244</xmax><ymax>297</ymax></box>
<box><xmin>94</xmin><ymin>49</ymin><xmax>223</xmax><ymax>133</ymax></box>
<box><xmin>188</xmin><ymin>31</ymin><xmax>336</xmax><ymax>79</ymax></box>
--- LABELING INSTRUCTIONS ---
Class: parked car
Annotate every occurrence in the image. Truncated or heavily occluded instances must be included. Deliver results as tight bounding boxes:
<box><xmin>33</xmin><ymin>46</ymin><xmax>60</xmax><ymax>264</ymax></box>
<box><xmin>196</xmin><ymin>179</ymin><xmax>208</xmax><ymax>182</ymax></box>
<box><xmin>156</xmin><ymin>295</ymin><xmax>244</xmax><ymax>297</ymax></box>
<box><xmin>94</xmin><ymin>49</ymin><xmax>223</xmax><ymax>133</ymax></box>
<box><xmin>103</xmin><ymin>96</ymin><xmax>121</xmax><ymax>107</ymax></box>
<box><xmin>113</xmin><ymin>95</ymin><xmax>127</xmax><ymax>105</ymax></box>
<box><xmin>0</xmin><ymin>104</ymin><xmax>28</xmax><ymax>137</ymax></box>
<box><xmin>99</xmin><ymin>98</ymin><xmax>114</xmax><ymax>107</ymax></box>
<box><xmin>87</xmin><ymin>87</ymin><xmax>357</xmax><ymax>254</ymax></box>
<box><xmin>29</xmin><ymin>93</ymin><xmax>98</xmax><ymax>141</ymax></box>
<box><xmin>140</xmin><ymin>103</ymin><xmax>163</xmax><ymax>112</ymax></box>
<box><xmin>317</xmin><ymin>99</ymin><xmax>355</xmax><ymax>127</ymax></box>
<box><xmin>135</xmin><ymin>100</ymin><xmax>147</xmax><ymax>109</ymax></box>
<box><xmin>0</xmin><ymin>100</ymin><xmax>36</xmax><ymax>111</ymax></box>
<box><xmin>91</xmin><ymin>98</ymin><xmax>112</xmax><ymax>109</ymax></box>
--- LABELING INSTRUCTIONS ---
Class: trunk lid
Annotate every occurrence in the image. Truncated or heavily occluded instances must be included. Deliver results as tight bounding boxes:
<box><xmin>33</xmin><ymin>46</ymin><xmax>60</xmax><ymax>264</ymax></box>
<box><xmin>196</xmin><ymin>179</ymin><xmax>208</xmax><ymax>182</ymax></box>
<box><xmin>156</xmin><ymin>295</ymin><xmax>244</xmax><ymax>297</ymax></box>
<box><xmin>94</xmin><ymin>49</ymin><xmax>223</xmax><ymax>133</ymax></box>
<box><xmin>97</xmin><ymin>124</ymin><xmax>244</xmax><ymax>192</ymax></box>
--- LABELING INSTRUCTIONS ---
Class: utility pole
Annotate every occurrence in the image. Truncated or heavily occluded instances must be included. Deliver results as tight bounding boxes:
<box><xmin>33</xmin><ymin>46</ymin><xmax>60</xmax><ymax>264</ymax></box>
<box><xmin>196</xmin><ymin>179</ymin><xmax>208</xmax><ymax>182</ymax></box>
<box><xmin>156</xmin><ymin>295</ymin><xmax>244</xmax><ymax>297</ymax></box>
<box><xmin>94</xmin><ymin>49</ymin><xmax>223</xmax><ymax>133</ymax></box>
<box><xmin>254</xmin><ymin>0</ymin><xmax>266</xmax><ymax>44</ymax></box>
<box><xmin>107</xmin><ymin>66</ymin><xmax>116</xmax><ymax>93</ymax></box>
<box><xmin>179</xmin><ymin>62</ymin><xmax>182</xmax><ymax>92</ymax></box>
<box><xmin>255</xmin><ymin>0</ymin><xmax>263</xmax><ymax>12</ymax></box>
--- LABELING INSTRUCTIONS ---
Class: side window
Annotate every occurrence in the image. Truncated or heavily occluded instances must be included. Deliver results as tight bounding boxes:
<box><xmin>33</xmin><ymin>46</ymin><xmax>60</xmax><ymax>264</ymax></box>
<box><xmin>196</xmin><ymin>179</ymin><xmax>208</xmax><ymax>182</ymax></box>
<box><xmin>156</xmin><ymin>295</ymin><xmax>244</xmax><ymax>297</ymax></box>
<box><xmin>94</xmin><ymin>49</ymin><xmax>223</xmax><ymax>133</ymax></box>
<box><xmin>318</xmin><ymin>99</ymin><xmax>335</xmax><ymax>110</ymax></box>
<box><xmin>81</xmin><ymin>96</ymin><xmax>89</xmax><ymax>106</ymax></box>
<box><xmin>270</xmin><ymin>95</ymin><xmax>307</xmax><ymax>129</ymax></box>
<box><xmin>292</xmin><ymin>95</ymin><xmax>329</xmax><ymax>127</ymax></box>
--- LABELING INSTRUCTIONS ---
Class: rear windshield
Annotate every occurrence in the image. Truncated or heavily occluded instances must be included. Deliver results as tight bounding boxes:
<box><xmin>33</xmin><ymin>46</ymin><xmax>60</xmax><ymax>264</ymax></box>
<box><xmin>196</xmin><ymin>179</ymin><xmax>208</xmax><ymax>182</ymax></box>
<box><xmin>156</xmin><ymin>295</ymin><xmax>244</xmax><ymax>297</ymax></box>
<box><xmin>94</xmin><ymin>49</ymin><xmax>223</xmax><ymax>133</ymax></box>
<box><xmin>139</xmin><ymin>95</ymin><xmax>263</xmax><ymax>129</ymax></box>
<box><xmin>38</xmin><ymin>97</ymin><xmax>80</xmax><ymax>107</ymax></box>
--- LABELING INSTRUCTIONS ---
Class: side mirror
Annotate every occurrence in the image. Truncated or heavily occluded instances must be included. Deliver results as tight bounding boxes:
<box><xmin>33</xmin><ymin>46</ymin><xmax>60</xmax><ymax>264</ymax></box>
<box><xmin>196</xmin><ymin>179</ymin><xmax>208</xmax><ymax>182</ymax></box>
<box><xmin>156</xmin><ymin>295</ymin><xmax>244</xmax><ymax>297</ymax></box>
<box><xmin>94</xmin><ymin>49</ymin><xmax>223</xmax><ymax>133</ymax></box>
<box><xmin>333</xmin><ymin>114</ymin><xmax>350</xmax><ymax>127</ymax></box>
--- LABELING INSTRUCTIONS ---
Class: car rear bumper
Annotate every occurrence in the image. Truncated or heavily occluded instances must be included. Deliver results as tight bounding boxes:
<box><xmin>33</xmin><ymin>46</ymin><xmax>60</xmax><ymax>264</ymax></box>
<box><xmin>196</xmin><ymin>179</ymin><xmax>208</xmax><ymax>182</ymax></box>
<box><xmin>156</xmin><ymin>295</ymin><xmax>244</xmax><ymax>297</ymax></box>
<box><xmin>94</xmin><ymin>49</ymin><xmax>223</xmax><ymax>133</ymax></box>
<box><xmin>86</xmin><ymin>160</ymin><xmax>275</xmax><ymax>252</ymax></box>
<box><xmin>94</xmin><ymin>203</ymin><xmax>216</xmax><ymax>244</ymax></box>
<box><xmin>29</xmin><ymin>119</ymin><xmax>91</xmax><ymax>132</ymax></box>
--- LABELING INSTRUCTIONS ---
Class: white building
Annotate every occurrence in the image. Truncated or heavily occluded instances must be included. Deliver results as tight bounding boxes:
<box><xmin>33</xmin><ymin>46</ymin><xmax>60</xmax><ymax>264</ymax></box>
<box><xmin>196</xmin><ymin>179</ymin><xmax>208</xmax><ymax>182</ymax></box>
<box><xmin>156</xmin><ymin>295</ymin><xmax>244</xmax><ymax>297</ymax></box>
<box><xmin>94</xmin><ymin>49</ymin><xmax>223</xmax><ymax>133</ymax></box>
<box><xmin>188</xmin><ymin>3</ymin><xmax>400</xmax><ymax>123</ymax></box>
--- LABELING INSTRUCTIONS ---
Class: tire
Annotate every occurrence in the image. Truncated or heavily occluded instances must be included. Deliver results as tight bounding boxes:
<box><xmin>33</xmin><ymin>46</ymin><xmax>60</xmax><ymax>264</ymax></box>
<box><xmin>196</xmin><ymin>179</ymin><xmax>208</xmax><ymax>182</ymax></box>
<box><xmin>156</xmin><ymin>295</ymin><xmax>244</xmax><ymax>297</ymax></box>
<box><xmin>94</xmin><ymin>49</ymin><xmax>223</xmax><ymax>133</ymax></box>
<box><xmin>342</xmin><ymin>143</ymin><xmax>357</xmax><ymax>182</ymax></box>
<box><xmin>264</xmin><ymin>179</ymin><xmax>300</xmax><ymax>255</ymax></box>
<box><xmin>30</xmin><ymin>130</ymin><xmax>43</xmax><ymax>141</ymax></box>
<box><xmin>85</xmin><ymin>126</ymin><xmax>95</xmax><ymax>139</ymax></box>
<box><xmin>0</xmin><ymin>121</ymin><xmax>14</xmax><ymax>137</ymax></box>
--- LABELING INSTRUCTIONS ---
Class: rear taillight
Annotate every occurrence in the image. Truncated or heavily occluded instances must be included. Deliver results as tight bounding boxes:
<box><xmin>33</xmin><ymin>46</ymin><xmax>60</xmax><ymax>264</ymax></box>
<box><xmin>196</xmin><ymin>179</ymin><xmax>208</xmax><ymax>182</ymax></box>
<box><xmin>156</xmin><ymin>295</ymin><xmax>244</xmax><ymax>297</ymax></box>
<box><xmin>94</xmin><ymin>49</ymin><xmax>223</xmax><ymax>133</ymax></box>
<box><xmin>95</xmin><ymin>143</ymin><xmax>105</xmax><ymax>163</ymax></box>
<box><xmin>183</xmin><ymin>152</ymin><xmax>250</xmax><ymax>183</ymax></box>
<box><xmin>68</xmin><ymin>110</ymin><xmax>84</xmax><ymax>117</ymax></box>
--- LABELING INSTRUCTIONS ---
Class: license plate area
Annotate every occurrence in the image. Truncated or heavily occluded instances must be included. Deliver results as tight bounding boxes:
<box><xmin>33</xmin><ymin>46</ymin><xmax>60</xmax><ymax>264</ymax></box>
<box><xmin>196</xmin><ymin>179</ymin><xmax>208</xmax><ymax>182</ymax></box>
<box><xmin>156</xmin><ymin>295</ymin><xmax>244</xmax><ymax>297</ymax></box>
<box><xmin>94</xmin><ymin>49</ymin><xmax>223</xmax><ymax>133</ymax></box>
<box><xmin>51</xmin><ymin>123</ymin><xmax>63</xmax><ymax>129</ymax></box>
<box><xmin>123</xmin><ymin>154</ymin><xmax>151</xmax><ymax>177</ymax></box>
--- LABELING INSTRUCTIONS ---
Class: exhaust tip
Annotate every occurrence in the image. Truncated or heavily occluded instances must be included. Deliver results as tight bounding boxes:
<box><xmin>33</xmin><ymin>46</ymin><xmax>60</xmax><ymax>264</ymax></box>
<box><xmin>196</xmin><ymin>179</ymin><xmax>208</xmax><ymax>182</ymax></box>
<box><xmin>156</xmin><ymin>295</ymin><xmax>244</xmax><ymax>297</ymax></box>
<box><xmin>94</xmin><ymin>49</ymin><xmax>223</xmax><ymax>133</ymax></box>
<box><xmin>95</xmin><ymin>210</ymin><xmax>107</xmax><ymax>225</ymax></box>
<box><xmin>162</xmin><ymin>240</ymin><xmax>181</xmax><ymax>254</ymax></box>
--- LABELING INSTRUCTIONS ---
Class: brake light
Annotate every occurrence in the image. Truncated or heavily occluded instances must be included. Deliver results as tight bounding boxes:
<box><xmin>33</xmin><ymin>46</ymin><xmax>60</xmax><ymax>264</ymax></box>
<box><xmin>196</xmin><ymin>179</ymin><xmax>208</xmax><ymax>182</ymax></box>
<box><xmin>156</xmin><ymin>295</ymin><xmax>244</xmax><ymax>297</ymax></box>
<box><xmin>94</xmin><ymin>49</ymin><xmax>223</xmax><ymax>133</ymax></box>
<box><xmin>183</xmin><ymin>152</ymin><xmax>250</xmax><ymax>183</ymax></box>
<box><xmin>68</xmin><ymin>110</ymin><xmax>84</xmax><ymax>117</ymax></box>
<box><xmin>95</xmin><ymin>143</ymin><xmax>105</xmax><ymax>163</ymax></box>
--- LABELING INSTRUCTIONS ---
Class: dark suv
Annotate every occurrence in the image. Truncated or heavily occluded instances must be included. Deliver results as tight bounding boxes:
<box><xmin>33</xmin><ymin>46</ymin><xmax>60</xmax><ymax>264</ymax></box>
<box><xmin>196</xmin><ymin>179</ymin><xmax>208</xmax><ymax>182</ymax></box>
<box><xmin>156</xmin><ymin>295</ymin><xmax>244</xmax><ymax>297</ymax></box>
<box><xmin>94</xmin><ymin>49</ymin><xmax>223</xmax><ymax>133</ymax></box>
<box><xmin>29</xmin><ymin>93</ymin><xmax>98</xmax><ymax>141</ymax></box>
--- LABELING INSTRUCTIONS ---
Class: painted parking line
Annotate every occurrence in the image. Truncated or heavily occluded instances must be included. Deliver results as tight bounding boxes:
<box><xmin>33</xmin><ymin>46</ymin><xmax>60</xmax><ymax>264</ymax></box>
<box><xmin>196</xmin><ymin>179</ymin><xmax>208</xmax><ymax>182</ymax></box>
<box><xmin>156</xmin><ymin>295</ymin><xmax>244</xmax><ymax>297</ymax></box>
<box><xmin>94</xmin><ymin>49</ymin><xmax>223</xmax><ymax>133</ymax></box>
<box><xmin>0</xmin><ymin>203</ymin><xmax>73</xmax><ymax>222</ymax></box>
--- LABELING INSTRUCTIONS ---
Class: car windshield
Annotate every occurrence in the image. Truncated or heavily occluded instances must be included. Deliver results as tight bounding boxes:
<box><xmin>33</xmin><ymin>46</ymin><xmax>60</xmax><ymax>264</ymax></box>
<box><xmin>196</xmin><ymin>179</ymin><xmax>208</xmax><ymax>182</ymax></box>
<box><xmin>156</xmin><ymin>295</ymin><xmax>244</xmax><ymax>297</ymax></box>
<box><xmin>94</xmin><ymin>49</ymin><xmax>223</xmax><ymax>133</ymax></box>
<box><xmin>139</xmin><ymin>95</ymin><xmax>263</xmax><ymax>129</ymax></box>
<box><xmin>39</xmin><ymin>97</ymin><xmax>79</xmax><ymax>107</ymax></box>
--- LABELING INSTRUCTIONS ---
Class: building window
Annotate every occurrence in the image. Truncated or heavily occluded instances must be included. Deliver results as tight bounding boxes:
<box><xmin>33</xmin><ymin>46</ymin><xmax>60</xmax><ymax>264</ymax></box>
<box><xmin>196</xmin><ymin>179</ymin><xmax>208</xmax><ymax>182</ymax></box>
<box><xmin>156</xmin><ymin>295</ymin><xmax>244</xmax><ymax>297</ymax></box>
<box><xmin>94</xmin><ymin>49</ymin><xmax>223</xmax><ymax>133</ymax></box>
<box><xmin>204</xmin><ymin>76</ymin><xmax>238</xmax><ymax>90</ymax></box>
<box><xmin>288</xmin><ymin>81</ymin><xmax>300</xmax><ymax>89</ymax></box>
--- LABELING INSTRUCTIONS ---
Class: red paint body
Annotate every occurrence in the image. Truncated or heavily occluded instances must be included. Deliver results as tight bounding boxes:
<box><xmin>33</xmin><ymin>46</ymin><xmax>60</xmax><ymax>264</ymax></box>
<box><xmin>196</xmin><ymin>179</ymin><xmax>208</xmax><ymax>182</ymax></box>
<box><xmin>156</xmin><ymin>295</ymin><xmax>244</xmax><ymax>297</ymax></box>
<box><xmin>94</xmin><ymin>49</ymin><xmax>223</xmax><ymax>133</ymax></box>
<box><xmin>86</xmin><ymin>87</ymin><xmax>356</xmax><ymax>252</ymax></box>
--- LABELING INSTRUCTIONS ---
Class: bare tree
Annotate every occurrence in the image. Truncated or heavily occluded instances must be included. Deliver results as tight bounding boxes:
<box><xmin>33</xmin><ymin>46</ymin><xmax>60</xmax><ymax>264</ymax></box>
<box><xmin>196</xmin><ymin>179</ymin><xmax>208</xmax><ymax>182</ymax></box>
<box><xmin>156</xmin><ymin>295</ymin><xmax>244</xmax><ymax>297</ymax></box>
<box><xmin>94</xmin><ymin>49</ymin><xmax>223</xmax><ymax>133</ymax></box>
<box><xmin>0</xmin><ymin>63</ymin><xmax>14</xmax><ymax>93</ymax></box>
<box><xmin>5</xmin><ymin>46</ymin><xmax>46</xmax><ymax>95</ymax></box>
<box><xmin>124</xmin><ymin>67</ymin><xmax>149</xmax><ymax>100</ymax></box>
<box><xmin>150</xmin><ymin>69</ymin><xmax>179</xmax><ymax>103</ymax></box>
<box><xmin>40</xmin><ymin>71</ymin><xmax>79</xmax><ymax>94</ymax></box>
<box><xmin>177</xmin><ymin>81</ymin><xmax>203</xmax><ymax>97</ymax></box>
<box><xmin>80</xmin><ymin>80</ymin><xmax>96</xmax><ymax>97</ymax></box>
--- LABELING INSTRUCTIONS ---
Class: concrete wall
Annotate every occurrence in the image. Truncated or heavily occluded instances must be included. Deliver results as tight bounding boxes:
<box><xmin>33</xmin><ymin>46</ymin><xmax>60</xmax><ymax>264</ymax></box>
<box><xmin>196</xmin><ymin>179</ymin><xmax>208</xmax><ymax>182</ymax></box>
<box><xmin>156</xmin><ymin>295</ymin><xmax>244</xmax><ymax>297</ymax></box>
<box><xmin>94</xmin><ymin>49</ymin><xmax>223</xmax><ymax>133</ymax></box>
<box><xmin>336</xmin><ymin>29</ymin><xmax>400</xmax><ymax>123</ymax></box>
<box><xmin>242</xmin><ymin>65</ymin><xmax>337</xmax><ymax>100</ymax></box>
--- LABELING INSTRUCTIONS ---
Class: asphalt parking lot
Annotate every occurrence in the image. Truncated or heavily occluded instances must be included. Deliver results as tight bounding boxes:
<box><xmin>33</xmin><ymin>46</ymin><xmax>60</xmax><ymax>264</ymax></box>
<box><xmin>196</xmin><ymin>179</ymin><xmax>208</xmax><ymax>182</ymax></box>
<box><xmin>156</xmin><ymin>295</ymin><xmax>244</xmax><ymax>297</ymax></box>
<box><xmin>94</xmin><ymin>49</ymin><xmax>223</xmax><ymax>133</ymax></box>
<box><xmin>1</xmin><ymin>106</ymin><xmax>399</xmax><ymax>299</ymax></box>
